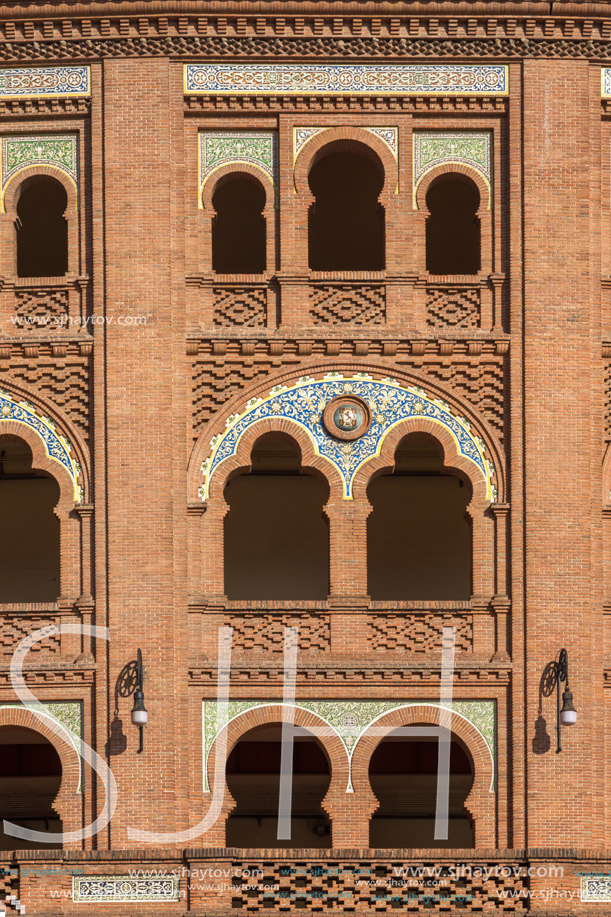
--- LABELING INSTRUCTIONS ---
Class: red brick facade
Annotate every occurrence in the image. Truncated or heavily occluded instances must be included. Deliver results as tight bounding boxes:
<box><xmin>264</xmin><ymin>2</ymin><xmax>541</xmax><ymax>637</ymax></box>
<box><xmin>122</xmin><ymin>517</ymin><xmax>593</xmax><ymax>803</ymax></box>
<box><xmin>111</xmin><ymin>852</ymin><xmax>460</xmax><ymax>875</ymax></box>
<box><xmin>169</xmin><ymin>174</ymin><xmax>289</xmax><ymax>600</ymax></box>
<box><xmin>0</xmin><ymin>3</ymin><xmax>610</xmax><ymax>915</ymax></box>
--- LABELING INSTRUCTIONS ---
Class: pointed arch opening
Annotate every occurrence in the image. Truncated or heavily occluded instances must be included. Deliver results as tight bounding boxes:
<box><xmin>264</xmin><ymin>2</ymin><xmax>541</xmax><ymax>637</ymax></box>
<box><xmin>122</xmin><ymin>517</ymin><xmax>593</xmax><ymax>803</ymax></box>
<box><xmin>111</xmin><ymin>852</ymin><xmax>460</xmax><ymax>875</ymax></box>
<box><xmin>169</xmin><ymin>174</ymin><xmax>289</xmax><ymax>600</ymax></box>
<box><xmin>223</xmin><ymin>433</ymin><xmax>330</xmax><ymax>599</ymax></box>
<box><xmin>367</xmin><ymin>433</ymin><xmax>472</xmax><ymax>600</ymax></box>
<box><xmin>0</xmin><ymin>436</ymin><xmax>61</xmax><ymax>602</ymax></box>
<box><xmin>226</xmin><ymin>723</ymin><xmax>332</xmax><ymax>848</ymax></box>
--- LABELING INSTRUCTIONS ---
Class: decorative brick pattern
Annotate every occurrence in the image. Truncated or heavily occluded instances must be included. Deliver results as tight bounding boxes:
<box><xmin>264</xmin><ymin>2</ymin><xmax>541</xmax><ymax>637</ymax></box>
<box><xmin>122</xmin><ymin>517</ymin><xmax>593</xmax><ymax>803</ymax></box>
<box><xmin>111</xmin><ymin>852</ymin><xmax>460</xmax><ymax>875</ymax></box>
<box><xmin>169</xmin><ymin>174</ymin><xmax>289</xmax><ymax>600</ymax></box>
<box><xmin>605</xmin><ymin>360</ymin><xmax>611</xmax><ymax>441</ymax></box>
<box><xmin>310</xmin><ymin>284</ymin><xmax>385</xmax><ymax>324</ymax></box>
<box><xmin>229</xmin><ymin>613</ymin><xmax>330</xmax><ymax>653</ymax></box>
<box><xmin>0</xmin><ymin>868</ymin><xmax>22</xmax><ymax>915</ymax></box>
<box><xmin>369</xmin><ymin>613</ymin><xmax>473</xmax><ymax>653</ymax></box>
<box><xmin>419</xmin><ymin>358</ymin><xmax>505</xmax><ymax>441</ymax></box>
<box><xmin>14</xmin><ymin>287</ymin><xmax>70</xmax><ymax>326</ymax></box>
<box><xmin>5</xmin><ymin>357</ymin><xmax>91</xmax><ymax>445</ymax></box>
<box><xmin>228</xmin><ymin>858</ymin><xmax>527</xmax><ymax>912</ymax></box>
<box><xmin>213</xmin><ymin>285</ymin><xmax>267</xmax><ymax>327</ymax></box>
<box><xmin>0</xmin><ymin>616</ymin><xmax>60</xmax><ymax>657</ymax></box>
<box><xmin>426</xmin><ymin>286</ymin><xmax>481</xmax><ymax>328</ymax></box>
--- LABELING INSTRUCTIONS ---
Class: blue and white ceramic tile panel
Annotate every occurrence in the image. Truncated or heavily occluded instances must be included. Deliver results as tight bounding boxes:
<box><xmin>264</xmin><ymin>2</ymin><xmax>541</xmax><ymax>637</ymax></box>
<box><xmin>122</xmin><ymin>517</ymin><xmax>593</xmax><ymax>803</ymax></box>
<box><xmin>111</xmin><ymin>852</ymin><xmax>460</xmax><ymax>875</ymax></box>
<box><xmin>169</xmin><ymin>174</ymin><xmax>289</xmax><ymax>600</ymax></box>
<box><xmin>185</xmin><ymin>63</ymin><xmax>509</xmax><ymax>96</ymax></box>
<box><xmin>200</xmin><ymin>374</ymin><xmax>497</xmax><ymax>502</ymax></box>
<box><xmin>73</xmin><ymin>876</ymin><xmax>179</xmax><ymax>904</ymax></box>
<box><xmin>0</xmin><ymin>66</ymin><xmax>90</xmax><ymax>99</ymax></box>
<box><xmin>581</xmin><ymin>876</ymin><xmax>611</xmax><ymax>902</ymax></box>
<box><xmin>202</xmin><ymin>699</ymin><xmax>496</xmax><ymax>793</ymax></box>
<box><xmin>0</xmin><ymin>389</ymin><xmax>83</xmax><ymax>501</ymax></box>
<box><xmin>199</xmin><ymin>131</ymin><xmax>278</xmax><ymax>206</ymax></box>
<box><xmin>413</xmin><ymin>131</ymin><xmax>492</xmax><ymax>206</ymax></box>
<box><xmin>602</xmin><ymin>68</ymin><xmax>611</xmax><ymax>97</ymax></box>
<box><xmin>293</xmin><ymin>126</ymin><xmax>398</xmax><ymax>161</ymax></box>
<box><xmin>0</xmin><ymin>134</ymin><xmax>79</xmax><ymax>212</ymax></box>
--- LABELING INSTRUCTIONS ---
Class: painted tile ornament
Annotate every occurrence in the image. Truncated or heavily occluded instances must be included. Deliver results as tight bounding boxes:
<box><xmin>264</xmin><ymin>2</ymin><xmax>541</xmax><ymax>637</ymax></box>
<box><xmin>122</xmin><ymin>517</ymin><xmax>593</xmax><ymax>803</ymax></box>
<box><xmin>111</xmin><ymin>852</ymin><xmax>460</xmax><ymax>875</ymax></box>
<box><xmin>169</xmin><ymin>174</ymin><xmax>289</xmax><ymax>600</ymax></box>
<box><xmin>186</xmin><ymin>63</ymin><xmax>508</xmax><ymax>97</ymax></box>
<box><xmin>200</xmin><ymin>375</ymin><xmax>496</xmax><ymax>501</ymax></box>
<box><xmin>581</xmin><ymin>875</ymin><xmax>611</xmax><ymax>902</ymax></box>
<box><xmin>294</xmin><ymin>126</ymin><xmax>398</xmax><ymax>161</ymax></box>
<box><xmin>602</xmin><ymin>68</ymin><xmax>611</xmax><ymax>97</ymax></box>
<box><xmin>413</xmin><ymin>131</ymin><xmax>492</xmax><ymax>204</ymax></box>
<box><xmin>199</xmin><ymin>131</ymin><xmax>277</xmax><ymax>204</ymax></box>
<box><xmin>73</xmin><ymin>876</ymin><xmax>179</xmax><ymax>903</ymax></box>
<box><xmin>1</xmin><ymin>134</ymin><xmax>78</xmax><ymax>212</ymax></box>
<box><xmin>202</xmin><ymin>699</ymin><xmax>496</xmax><ymax>793</ymax></box>
<box><xmin>0</xmin><ymin>390</ymin><xmax>82</xmax><ymax>501</ymax></box>
<box><xmin>0</xmin><ymin>66</ymin><xmax>90</xmax><ymax>99</ymax></box>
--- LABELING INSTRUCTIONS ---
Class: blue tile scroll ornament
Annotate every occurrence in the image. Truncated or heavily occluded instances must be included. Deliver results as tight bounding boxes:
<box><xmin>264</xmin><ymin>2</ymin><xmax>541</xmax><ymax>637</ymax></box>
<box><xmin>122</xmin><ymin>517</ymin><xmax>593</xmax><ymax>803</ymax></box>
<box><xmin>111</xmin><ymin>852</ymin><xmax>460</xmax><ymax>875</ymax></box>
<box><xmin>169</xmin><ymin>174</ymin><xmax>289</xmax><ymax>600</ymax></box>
<box><xmin>200</xmin><ymin>374</ymin><xmax>496</xmax><ymax>502</ymax></box>
<box><xmin>0</xmin><ymin>389</ymin><xmax>83</xmax><ymax>501</ymax></box>
<box><xmin>0</xmin><ymin>66</ymin><xmax>90</xmax><ymax>99</ymax></box>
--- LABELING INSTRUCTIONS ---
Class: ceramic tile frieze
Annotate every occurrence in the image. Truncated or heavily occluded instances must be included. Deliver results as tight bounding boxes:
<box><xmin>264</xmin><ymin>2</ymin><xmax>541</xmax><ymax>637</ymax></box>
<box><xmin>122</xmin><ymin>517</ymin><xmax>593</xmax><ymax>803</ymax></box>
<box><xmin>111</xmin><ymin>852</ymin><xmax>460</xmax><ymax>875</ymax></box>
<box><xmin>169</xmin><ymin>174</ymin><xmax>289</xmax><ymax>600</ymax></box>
<box><xmin>73</xmin><ymin>876</ymin><xmax>179</xmax><ymax>903</ymax></box>
<box><xmin>0</xmin><ymin>66</ymin><xmax>90</xmax><ymax>99</ymax></box>
<box><xmin>186</xmin><ymin>63</ymin><xmax>508</xmax><ymax>97</ymax></box>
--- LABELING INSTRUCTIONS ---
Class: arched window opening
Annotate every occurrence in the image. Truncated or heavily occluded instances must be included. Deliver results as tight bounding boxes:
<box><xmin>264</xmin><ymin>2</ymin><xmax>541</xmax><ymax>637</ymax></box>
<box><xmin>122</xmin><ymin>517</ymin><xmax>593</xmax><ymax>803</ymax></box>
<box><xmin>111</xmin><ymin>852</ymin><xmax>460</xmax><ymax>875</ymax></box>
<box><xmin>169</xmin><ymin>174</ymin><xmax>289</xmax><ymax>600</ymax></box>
<box><xmin>212</xmin><ymin>174</ymin><xmax>266</xmax><ymax>274</ymax></box>
<box><xmin>0</xmin><ymin>437</ymin><xmax>61</xmax><ymax>602</ymax></box>
<box><xmin>426</xmin><ymin>175</ymin><xmax>481</xmax><ymax>275</ymax></box>
<box><xmin>16</xmin><ymin>177</ymin><xmax>68</xmax><ymax>278</ymax></box>
<box><xmin>308</xmin><ymin>144</ymin><xmax>385</xmax><ymax>271</ymax></box>
<box><xmin>224</xmin><ymin>434</ymin><xmax>329</xmax><ymax>599</ymax></box>
<box><xmin>369</xmin><ymin>730</ymin><xmax>474</xmax><ymax>849</ymax></box>
<box><xmin>226</xmin><ymin>724</ymin><xmax>332</xmax><ymax>847</ymax></box>
<box><xmin>0</xmin><ymin>726</ymin><xmax>63</xmax><ymax>850</ymax></box>
<box><xmin>367</xmin><ymin>433</ymin><xmax>472</xmax><ymax>600</ymax></box>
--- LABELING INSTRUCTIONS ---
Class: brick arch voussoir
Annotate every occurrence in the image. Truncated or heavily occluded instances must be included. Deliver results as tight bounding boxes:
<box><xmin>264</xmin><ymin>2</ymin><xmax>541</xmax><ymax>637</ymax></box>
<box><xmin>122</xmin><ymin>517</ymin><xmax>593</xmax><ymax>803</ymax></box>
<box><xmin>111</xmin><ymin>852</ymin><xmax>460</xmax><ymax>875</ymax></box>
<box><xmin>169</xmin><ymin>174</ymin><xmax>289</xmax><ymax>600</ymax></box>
<box><xmin>0</xmin><ymin>706</ymin><xmax>80</xmax><ymax>814</ymax></box>
<box><xmin>201</xmin><ymin>162</ymin><xmax>274</xmax><ymax>213</ymax></box>
<box><xmin>294</xmin><ymin>127</ymin><xmax>397</xmax><ymax>201</ymax></box>
<box><xmin>207</xmin><ymin>704</ymin><xmax>349</xmax><ymax>821</ymax></box>
<box><xmin>416</xmin><ymin>162</ymin><xmax>490</xmax><ymax>213</ymax></box>
<box><xmin>205</xmin><ymin>417</ymin><xmax>344</xmax><ymax>505</ymax></box>
<box><xmin>3</xmin><ymin>164</ymin><xmax>78</xmax><ymax>216</ymax></box>
<box><xmin>351</xmin><ymin>704</ymin><xmax>494</xmax><ymax>833</ymax></box>
<box><xmin>352</xmin><ymin>416</ymin><xmax>489</xmax><ymax>509</ymax></box>
<box><xmin>0</xmin><ymin>421</ymin><xmax>75</xmax><ymax>514</ymax></box>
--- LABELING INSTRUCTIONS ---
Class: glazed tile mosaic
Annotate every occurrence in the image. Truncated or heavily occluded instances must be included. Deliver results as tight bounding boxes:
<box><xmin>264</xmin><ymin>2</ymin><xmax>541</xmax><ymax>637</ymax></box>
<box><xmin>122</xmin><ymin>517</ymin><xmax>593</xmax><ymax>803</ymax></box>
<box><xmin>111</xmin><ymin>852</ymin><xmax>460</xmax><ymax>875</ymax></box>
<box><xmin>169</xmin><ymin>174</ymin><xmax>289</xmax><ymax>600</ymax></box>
<box><xmin>413</xmin><ymin>131</ymin><xmax>492</xmax><ymax>203</ymax></box>
<box><xmin>200</xmin><ymin>374</ymin><xmax>496</xmax><ymax>501</ymax></box>
<box><xmin>202</xmin><ymin>699</ymin><xmax>496</xmax><ymax>793</ymax></box>
<box><xmin>0</xmin><ymin>389</ymin><xmax>83</xmax><ymax>501</ymax></box>
<box><xmin>294</xmin><ymin>126</ymin><xmax>398</xmax><ymax>161</ymax></box>
<box><xmin>73</xmin><ymin>876</ymin><xmax>179</xmax><ymax>903</ymax></box>
<box><xmin>185</xmin><ymin>63</ymin><xmax>509</xmax><ymax>97</ymax></box>
<box><xmin>0</xmin><ymin>66</ymin><xmax>90</xmax><ymax>99</ymax></box>
<box><xmin>602</xmin><ymin>68</ymin><xmax>611</xmax><ymax>97</ymax></box>
<box><xmin>199</xmin><ymin>131</ymin><xmax>277</xmax><ymax>203</ymax></box>
<box><xmin>1</xmin><ymin>134</ymin><xmax>78</xmax><ymax>212</ymax></box>
<box><xmin>581</xmin><ymin>875</ymin><xmax>611</xmax><ymax>902</ymax></box>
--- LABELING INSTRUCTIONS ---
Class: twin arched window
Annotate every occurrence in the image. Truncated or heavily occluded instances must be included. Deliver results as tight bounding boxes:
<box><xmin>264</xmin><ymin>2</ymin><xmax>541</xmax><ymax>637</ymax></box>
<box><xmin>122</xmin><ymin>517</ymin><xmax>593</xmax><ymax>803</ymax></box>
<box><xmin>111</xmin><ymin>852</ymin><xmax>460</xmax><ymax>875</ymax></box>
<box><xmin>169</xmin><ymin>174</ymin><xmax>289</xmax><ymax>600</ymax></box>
<box><xmin>223</xmin><ymin>432</ymin><xmax>472</xmax><ymax>600</ymax></box>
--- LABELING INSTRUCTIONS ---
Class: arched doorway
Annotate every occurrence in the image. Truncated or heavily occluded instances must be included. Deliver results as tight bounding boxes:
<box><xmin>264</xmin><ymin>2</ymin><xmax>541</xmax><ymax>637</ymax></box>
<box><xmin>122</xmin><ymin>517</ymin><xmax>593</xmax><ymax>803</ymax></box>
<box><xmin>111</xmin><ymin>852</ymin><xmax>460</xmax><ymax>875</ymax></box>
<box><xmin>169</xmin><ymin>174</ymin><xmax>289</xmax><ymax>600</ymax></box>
<box><xmin>0</xmin><ymin>725</ymin><xmax>63</xmax><ymax>850</ymax></box>
<box><xmin>226</xmin><ymin>723</ymin><xmax>332</xmax><ymax>847</ymax></box>
<box><xmin>368</xmin><ymin>728</ymin><xmax>474</xmax><ymax>848</ymax></box>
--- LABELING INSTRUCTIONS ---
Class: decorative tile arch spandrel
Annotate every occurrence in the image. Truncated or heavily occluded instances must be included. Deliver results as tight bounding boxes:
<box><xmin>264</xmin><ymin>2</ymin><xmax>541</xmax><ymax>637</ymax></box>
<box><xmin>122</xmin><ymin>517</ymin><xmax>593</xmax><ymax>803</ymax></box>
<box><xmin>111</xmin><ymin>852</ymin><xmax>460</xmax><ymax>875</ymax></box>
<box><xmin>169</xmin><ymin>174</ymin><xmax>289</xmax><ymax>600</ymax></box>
<box><xmin>198</xmin><ymin>130</ymin><xmax>277</xmax><ymax>208</ymax></box>
<box><xmin>0</xmin><ymin>389</ymin><xmax>83</xmax><ymax>501</ymax></box>
<box><xmin>0</xmin><ymin>133</ymin><xmax>79</xmax><ymax>212</ymax></box>
<box><xmin>413</xmin><ymin>131</ymin><xmax>492</xmax><ymax>209</ymax></box>
<box><xmin>199</xmin><ymin>373</ymin><xmax>497</xmax><ymax>502</ymax></box>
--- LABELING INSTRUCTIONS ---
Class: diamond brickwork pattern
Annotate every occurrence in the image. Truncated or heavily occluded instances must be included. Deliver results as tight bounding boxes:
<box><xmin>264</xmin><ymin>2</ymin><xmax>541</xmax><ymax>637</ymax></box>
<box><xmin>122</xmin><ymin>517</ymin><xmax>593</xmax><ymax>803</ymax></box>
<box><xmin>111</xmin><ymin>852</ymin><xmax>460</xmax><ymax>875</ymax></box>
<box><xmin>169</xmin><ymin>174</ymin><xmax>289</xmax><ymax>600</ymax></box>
<box><xmin>310</xmin><ymin>284</ymin><xmax>385</xmax><ymax>324</ymax></box>
<box><xmin>213</xmin><ymin>286</ymin><xmax>267</xmax><ymax>328</ymax></box>
<box><xmin>229</xmin><ymin>858</ymin><xmax>527</xmax><ymax>913</ymax></box>
<box><xmin>0</xmin><ymin>616</ymin><xmax>60</xmax><ymax>658</ymax></box>
<box><xmin>229</xmin><ymin>613</ymin><xmax>330</xmax><ymax>653</ymax></box>
<box><xmin>369</xmin><ymin>614</ymin><xmax>473</xmax><ymax>653</ymax></box>
<box><xmin>426</xmin><ymin>286</ymin><xmax>481</xmax><ymax>328</ymax></box>
<box><xmin>14</xmin><ymin>288</ymin><xmax>69</xmax><ymax>326</ymax></box>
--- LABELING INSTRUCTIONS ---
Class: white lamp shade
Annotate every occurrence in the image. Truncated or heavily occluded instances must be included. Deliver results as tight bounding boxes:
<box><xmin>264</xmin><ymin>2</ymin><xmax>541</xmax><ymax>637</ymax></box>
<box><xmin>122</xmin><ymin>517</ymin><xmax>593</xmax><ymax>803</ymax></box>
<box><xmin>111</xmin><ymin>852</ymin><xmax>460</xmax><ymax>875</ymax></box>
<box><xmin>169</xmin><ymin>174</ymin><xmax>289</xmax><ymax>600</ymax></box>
<box><xmin>131</xmin><ymin>709</ymin><xmax>148</xmax><ymax>726</ymax></box>
<box><xmin>560</xmin><ymin>709</ymin><xmax>577</xmax><ymax>726</ymax></box>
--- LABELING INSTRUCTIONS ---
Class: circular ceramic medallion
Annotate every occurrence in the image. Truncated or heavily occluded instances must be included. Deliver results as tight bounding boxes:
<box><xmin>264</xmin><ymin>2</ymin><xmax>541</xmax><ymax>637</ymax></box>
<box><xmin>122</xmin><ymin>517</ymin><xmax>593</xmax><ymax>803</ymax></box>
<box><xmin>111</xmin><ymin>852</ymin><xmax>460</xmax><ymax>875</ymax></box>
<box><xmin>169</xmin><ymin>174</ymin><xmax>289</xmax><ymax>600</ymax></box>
<box><xmin>322</xmin><ymin>395</ymin><xmax>371</xmax><ymax>441</ymax></box>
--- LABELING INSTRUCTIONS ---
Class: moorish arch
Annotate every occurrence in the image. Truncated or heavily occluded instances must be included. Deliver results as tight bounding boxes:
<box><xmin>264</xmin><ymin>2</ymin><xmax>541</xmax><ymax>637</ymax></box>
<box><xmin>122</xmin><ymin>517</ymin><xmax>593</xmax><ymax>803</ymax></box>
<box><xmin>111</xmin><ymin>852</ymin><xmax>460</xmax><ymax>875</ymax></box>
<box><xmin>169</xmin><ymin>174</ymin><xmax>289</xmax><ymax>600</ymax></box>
<box><xmin>188</xmin><ymin>363</ymin><xmax>505</xmax><ymax>602</ymax></box>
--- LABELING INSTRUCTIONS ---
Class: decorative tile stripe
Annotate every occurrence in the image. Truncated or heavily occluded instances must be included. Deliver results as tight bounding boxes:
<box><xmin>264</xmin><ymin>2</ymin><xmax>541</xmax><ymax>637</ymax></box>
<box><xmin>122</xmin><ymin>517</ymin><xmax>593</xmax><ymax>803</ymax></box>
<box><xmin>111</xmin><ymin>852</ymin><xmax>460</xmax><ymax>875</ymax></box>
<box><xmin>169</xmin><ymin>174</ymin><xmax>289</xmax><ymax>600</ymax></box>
<box><xmin>202</xmin><ymin>699</ymin><xmax>496</xmax><ymax>793</ymax></box>
<box><xmin>0</xmin><ymin>66</ymin><xmax>90</xmax><ymax>99</ymax></box>
<box><xmin>1</xmin><ymin>134</ymin><xmax>78</xmax><ymax>212</ymax></box>
<box><xmin>199</xmin><ymin>131</ymin><xmax>277</xmax><ymax>203</ymax></box>
<box><xmin>73</xmin><ymin>876</ymin><xmax>179</xmax><ymax>903</ymax></box>
<box><xmin>414</xmin><ymin>131</ymin><xmax>492</xmax><ymax>205</ymax></box>
<box><xmin>294</xmin><ymin>126</ymin><xmax>398</xmax><ymax>161</ymax></box>
<box><xmin>602</xmin><ymin>68</ymin><xmax>611</xmax><ymax>97</ymax></box>
<box><xmin>581</xmin><ymin>875</ymin><xmax>611</xmax><ymax>902</ymax></box>
<box><xmin>200</xmin><ymin>374</ymin><xmax>496</xmax><ymax>501</ymax></box>
<box><xmin>0</xmin><ymin>389</ymin><xmax>83</xmax><ymax>501</ymax></box>
<box><xmin>186</xmin><ymin>64</ymin><xmax>508</xmax><ymax>97</ymax></box>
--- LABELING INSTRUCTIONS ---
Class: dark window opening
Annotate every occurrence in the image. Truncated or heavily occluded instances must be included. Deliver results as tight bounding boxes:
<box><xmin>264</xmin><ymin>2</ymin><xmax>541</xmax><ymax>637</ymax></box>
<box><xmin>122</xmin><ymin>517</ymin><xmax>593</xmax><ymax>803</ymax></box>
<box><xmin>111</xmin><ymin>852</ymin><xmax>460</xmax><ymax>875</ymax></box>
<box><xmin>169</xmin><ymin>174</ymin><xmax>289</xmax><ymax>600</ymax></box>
<box><xmin>0</xmin><ymin>726</ymin><xmax>63</xmax><ymax>850</ymax></box>
<box><xmin>224</xmin><ymin>434</ymin><xmax>329</xmax><ymax>599</ymax></box>
<box><xmin>16</xmin><ymin>177</ymin><xmax>68</xmax><ymax>278</ymax></box>
<box><xmin>308</xmin><ymin>146</ymin><xmax>385</xmax><ymax>271</ymax></box>
<box><xmin>367</xmin><ymin>434</ymin><xmax>472</xmax><ymax>600</ymax></box>
<box><xmin>212</xmin><ymin>174</ymin><xmax>266</xmax><ymax>274</ymax></box>
<box><xmin>426</xmin><ymin>176</ymin><xmax>481</xmax><ymax>275</ymax></box>
<box><xmin>226</xmin><ymin>724</ymin><xmax>332</xmax><ymax>847</ymax></box>
<box><xmin>369</xmin><ymin>731</ymin><xmax>474</xmax><ymax>848</ymax></box>
<box><xmin>0</xmin><ymin>437</ymin><xmax>61</xmax><ymax>602</ymax></box>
